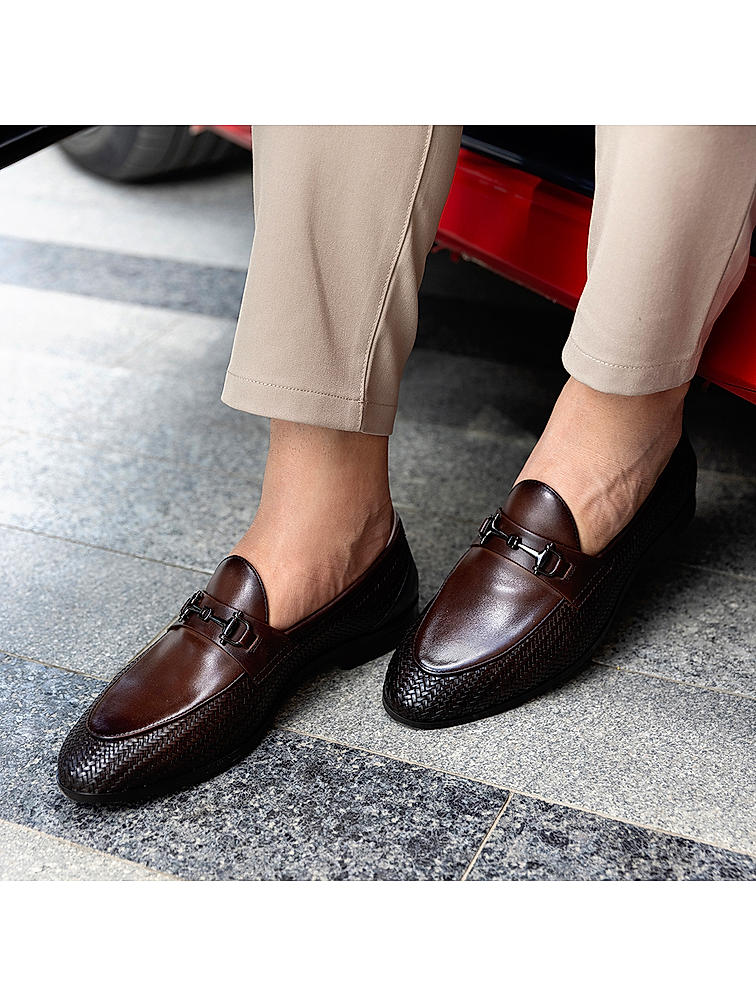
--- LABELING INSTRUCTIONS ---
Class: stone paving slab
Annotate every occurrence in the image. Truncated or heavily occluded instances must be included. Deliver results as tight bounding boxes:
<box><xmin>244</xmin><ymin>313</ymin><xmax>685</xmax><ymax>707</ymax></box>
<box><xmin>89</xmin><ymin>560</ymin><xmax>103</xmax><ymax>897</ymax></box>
<box><xmin>0</xmin><ymin>657</ymin><xmax>506</xmax><ymax>881</ymax></box>
<box><xmin>600</xmin><ymin>563</ymin><xmax>756</xmax><ymax>697</ymax></box>
<box><xmin>0</xmin><ymin>526</ymin><xmax>200</xmax><ymax>678</ymax></box>
<box><xmin>277</xmin><ymin>657</ymin><xmax>756</xmax><ymax>855</ymax></box>
<box><xmin>1</xmin><ymin>345</ymin><xmax>269</xmax><ymax>470</ymax></box>
<box><xmin>0</xmin><ymin>434</ymin><xmax>260</xmax><ymax>572</ymax></box>
<box><xmin>0</xmin><ymin>236</ymin><xmax>247</xmax><ymax>319</ymax></box>
<box><xmin>0</xmin><ymin>147</ymin><xmax>254</xmax><ymax>269</ymax></box>
<box><xmin>0</xmin><ymin>284</ymin><xmax>195</xmax><ymax>365</ymax></box>
<box><xmin>0</xmin><ymin>819</ymin><xmax>176</xmax><ymax>881</ymax></box>
<box><xmin>2</xmin><ymin>429</ymin><xmax>753</xmax><ymax>695</ymax></box>
<box><xmin>467</xmin><ymin>794</ymin><xmax>756</xmax><ymax>881</ymax></box>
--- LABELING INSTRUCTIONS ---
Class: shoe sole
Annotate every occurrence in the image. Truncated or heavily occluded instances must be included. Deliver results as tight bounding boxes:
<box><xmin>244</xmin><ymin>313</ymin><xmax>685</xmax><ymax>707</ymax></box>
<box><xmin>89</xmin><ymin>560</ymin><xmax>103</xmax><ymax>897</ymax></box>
<box><xmin>58</xmin><ymin>598</ymin><xmax>419</xmax><ymax>806</ymax></box>
<box><xmin>383</xmin><ymin>494</ymin><xmax>696</xmax><ymax>730</ymax></box>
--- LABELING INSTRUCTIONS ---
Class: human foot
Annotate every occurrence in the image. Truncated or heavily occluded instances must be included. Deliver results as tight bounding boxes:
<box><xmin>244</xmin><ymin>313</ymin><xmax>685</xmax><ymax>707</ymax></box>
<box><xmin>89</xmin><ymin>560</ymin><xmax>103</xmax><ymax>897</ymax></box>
<box><xmin>514</xmin><ymin>377</ymin><xmax>689</xmax><ymax>554</ymax></box>
<box><xmin>232</xmin><ymin>420</ymin><xmax>394</xmax><ymax>628</ymax></box>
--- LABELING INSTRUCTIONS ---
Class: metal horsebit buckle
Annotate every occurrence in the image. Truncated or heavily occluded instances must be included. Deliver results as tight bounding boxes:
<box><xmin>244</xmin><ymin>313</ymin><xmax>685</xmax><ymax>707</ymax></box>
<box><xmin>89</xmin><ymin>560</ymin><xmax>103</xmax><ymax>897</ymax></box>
<box><xmin>178</xmin><ymin>591</ymin><xmax>255</xmax><ymax>647</ymax></box>
<box><xmin>478</xmin><ymin>513</ymin><xmax>562</xmax><ymax>578</ymax></box>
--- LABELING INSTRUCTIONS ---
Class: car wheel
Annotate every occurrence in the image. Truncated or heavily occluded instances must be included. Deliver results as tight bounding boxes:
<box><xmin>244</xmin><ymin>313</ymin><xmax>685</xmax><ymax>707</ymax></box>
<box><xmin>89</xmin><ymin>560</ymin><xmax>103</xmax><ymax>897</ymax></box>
<box><xmin>60</xmin><ymin>125</ymin><xmax>246</xmax><ymax>182</ymax></box>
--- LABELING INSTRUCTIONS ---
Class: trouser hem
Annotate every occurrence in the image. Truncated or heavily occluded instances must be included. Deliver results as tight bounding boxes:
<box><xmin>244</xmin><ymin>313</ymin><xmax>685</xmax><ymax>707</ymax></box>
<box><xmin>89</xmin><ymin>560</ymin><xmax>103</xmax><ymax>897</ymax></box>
<box><xmin>562</xmin><ymin>335</ymin><xmax>700</xmax><ymax>395</ymax></box>
<box><xmin>221</xmin><ymin>370</ymin><xmax>395</xmax><ymax>435</ymax></box>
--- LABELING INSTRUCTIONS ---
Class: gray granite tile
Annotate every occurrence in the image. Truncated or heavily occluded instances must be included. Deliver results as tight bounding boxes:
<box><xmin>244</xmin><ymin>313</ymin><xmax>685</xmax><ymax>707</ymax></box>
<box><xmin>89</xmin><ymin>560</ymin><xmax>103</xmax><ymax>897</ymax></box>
<box><xmin>391</xmin><ymin>413</ymin><xmax>533</xmax><ymax>522</ymax></box>
<box><xmin>600</xmin><ymin>563</ymin><xmax>756</xmax><ymax>697</ymax></box>
<box><xmin>400</xmin><ymin>508</ymin><xmax>477</xmax><ymax>607</ymax></box>
<box><xmin>0</xmin><ymin>657</ymin><xmax>506</xmax><ymax>881</ymax></box>
<box><xmin>0</xmin><ymin>434</ymin><xmax>261</xmax><ymax>571</ymax></box>
<box><xmin>398</xmin><ymin>346</ymin><xmax>557</xmax><ymax>440</ymax></box>
<box><xmin>0</xmin><ymin>424</ymin><xmax>474</xmax><ymax>595</ymax></box>
<box><xmin>1</xmin><ymin>348</ymin><xmax>121</xmax><ymax>442</ymax></box>
<box><xmin>679</xmin><ymin>469</ymin><xmax>756</xmax><ymax>578</ymax></box>
<box><xmin>468</xmin><ymin>794</ymin><xmax>756</xmax><ymax>880</ymax></box>
<box><xmin>278</xmin><ymin>657</ymin><xmax>756</xmax><ymax>854</ymax></box>
<box><xmin>0</xmin><ymin>284</ymin><xmax>196</xmax><ymax>365</ymax></box>
<box><xmin>1</xmin><ymin>342</ymin><xmax>270</xmax><ymax>471</ymax></box>
<box><xmin>4</xmin><ymin>425</ymin><xmax>752</xmax><ymax>698</ymax></box>
<box><xmin>0</xmin><ymin>819</ymin><xmax>176</xmax><ymax>881</ymax></box>
<box><xmin>0</xmin><ymin>526</ymin><xmax>201</xmax><ymax>677</ymax></box>
<box><xmin>0</xmin><ymin>236</ymin><xmax>247</xmax><ymax>319</ymax></box>
<box><xmin>0</xmin><ymin>145</ymin><xmax>254</xmax><ymax>269</ymax></box>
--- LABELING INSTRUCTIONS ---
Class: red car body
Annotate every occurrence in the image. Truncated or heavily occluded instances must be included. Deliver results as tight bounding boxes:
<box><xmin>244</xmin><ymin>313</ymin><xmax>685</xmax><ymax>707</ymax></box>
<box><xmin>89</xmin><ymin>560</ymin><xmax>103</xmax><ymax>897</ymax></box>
<box><xmin>203</xmin><ymin>125</ymin><xmax>756</xmax><ymax>406</ymax></box>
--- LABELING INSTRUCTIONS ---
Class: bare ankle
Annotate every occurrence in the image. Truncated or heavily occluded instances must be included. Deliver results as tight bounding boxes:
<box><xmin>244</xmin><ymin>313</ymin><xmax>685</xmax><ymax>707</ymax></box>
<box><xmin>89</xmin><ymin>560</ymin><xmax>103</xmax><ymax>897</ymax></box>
<box><xmin>515</xmin><ymin>378</ymin><xmax>689</xmax><ymax>554</ymax></box>
<box><xmin>231</xmin><ymin>421</ymin><xmax>393</xmax><ymax>628</ymax></box>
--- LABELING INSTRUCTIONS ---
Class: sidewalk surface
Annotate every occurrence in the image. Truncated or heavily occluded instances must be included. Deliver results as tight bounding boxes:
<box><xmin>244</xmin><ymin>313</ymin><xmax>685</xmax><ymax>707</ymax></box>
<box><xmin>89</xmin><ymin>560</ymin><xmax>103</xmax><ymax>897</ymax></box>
<box><xmin>0</xmin><ymin>147</ymin><xmax>754</xmax><ymax>881</ymax></box>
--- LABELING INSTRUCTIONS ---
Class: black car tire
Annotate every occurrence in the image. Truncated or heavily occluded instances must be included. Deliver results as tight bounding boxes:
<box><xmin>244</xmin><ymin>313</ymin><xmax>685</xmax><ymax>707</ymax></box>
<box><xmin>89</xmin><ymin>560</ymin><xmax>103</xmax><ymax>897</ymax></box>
<box><xmin>60</xmin><ymin>125</ymin><xmax>246</xmax><ymax>182</ymax></box>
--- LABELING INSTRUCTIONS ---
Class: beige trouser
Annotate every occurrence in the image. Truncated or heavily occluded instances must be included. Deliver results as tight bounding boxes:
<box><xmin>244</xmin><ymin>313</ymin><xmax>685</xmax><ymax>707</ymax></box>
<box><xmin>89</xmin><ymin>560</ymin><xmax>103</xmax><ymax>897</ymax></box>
<box><xmin>222</xmin><ymin>126</ymin><xmax>756</xmax><ymax>435</ymax></box>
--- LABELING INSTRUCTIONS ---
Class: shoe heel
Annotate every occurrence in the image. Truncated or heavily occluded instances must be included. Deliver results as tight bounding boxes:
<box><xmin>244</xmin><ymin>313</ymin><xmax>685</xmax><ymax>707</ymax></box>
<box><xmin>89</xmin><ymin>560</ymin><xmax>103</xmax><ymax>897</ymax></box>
<box><xmin>333</xmin><ymin>600</ymin><xmax>419</xmax><ymax>670</ymax></box>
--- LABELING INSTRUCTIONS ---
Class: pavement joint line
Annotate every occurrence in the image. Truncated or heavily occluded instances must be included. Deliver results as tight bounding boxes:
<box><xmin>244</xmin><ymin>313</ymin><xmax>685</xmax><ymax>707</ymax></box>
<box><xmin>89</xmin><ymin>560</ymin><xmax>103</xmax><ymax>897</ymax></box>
<box><xmin>0</xmin><ymin>423</ymin><xmax>270</xmax><ymax>479</ymax></box>
<box><xmin>0</xmin><ymin>521</ymin><xmax>752</xmax><ymax>703</ymax></box>
<box><xmin>2</xmin><ymin>652</ymin><xmax>753</xmax><ymax>860</ymax></box>
<box><xmin>674</xmin><ymin>560</ymin><xmax>756</xmax><ymax>584</ymax></box>
<box><xmin>0</xmin><ymin>610</ymin><xmax>179</xmax><ymax>682</ymax></box>
<box><xmin>697</xmin><ymin>465</ymin><xmax>756</xmax><ymax>485</ymax></box>
<box><xmin>459</xmin><ymin>793</ymin><xmax>513</xmax><ymax>881</ymax></box>
<box><xmin>590</xmin><ymin>658</ymin><xmax>756</xmax><ymax>702</ymax></box>
<box><xmin>275</xmin><ymin>724</ymin><xmax>756</xmax><ymax>859</ymax></box>
<box><xmin>0</xmin><ymin>817</ymin><xmax>183</xmax><ymax>881</ymax></box>
<box><xmin>0</xmin><ymin>648</ymin><xmax>110</xmax><ymax>682</ymax></box>
<box><xmin>0</xmin><ymin>522</ymin><xmax>214</xmax><ymax>577</ymax></box>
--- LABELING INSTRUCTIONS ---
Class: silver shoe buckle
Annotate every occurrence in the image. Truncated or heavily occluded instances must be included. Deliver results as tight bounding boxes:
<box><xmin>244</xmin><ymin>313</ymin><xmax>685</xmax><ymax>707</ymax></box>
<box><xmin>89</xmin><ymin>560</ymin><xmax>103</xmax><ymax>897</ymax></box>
<box><xmin>479</xmin><ymin>512</ymin><xmax>562</xmax><ymax>577</ymax></box>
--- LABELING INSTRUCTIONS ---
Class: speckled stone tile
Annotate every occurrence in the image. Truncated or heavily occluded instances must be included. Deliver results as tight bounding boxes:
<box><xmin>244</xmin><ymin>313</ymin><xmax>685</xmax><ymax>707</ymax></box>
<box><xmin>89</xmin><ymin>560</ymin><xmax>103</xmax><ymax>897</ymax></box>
<box><xmin>468</xmin><ymin>794</ymin><xmax>756</xmax><ymax>880</ymax></box>
<box><xmin>0</xmin><ymin>284</ymin><xmax>195</xmax><ymax>365</ymax></box>
<box><xmin>0</xmin><ymin>819</ymin><xmax>176</xmax><ymax>881</ymax></box>
<box><xmin>391</xmin><ymin>412</ymin><xmax>533</xmax><ymax>522</ymax></box>
<box><xmin>0</xmin><ymin>426</ymin><xmax>477</xmax><ymax>590</ymax></box>
<box><xmin>400</xmin><ymin>508</ymin><xmax>476</xmax><ymax>607</ymax></box>
<box><xmin>1</xmin><ymin>342</ymin><xmax>270</xmax><ymax>471</ymax></box>
<box><xmin>0</xmin><ymin>526</ymin><xmax>201</xmax><ymax>677</ymax></box>
<box><xmin>0</xmin><ymin>434</ymin><xmax>261</xmax><ymax>571</ymax></box>
<box><xmin>679</xmin><ymin>469</ymin><xmax>756</xmax><ymax>578</ymax></box>
<box><xmin>398</xmin><ymin>347</ymin><xmax>555</xmax><ymax>443</ymax></box>
<box><xmin>599</xmin><ymin>563</ymin><xmax>756</xmax><ymax>697</ymax></box>
<box><xmin>278</xmin><ymin>658</ymin><xmax>756</xmax><ymax>855</ymax></box>
<box><xmin>3</xmin><ymin>425</ymin><xmax>752</xmax><ymax>697</ymax></box>
<box><xmin>0</xmin><ymin>236</ymin><xmax>247</xmax><ymax>319</ymax></box>
<box><xmin>0</xmin><ymin>145</ymin><xmax>254</xmax><ymax>269</ymax></box>
<box><xmin>0</xmin><ymin>657</ymin><xmax>506</xmax><ymax>881</ymax></box>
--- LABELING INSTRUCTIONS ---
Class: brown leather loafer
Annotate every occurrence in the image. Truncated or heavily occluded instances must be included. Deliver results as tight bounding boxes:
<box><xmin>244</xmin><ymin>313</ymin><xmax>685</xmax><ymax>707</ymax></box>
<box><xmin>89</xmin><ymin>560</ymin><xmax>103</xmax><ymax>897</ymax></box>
<box><xmin>58</xmin><ymin>513</ymin><xmax>418</xmax><ymax>804</ymax></box>
<box><xmin>383</xmin><ymin>434</ymin><xmax>697</xmax><ymax>728</ymax></box>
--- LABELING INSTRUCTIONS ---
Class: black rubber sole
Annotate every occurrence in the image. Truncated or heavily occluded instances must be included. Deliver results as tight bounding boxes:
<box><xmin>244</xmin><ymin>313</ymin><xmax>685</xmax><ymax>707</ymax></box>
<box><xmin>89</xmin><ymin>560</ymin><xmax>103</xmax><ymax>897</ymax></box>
<box><xmin>383</xmin><ymin>495</ymin><xmax>696</xmax><ymax>730</ymax></box>
<box><xmin>59</xmin><ymin>599</ymin><xmax>419</xmax><ymax>806</ymax></box>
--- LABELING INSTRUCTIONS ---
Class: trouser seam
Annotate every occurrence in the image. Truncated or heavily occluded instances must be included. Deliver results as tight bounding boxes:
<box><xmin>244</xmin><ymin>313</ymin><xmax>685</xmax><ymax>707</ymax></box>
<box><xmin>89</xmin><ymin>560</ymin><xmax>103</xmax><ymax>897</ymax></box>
<box><xmin>358</xmin><ymin>125</ymin><xmax>435</xmax><ymax>428</ymax></box>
